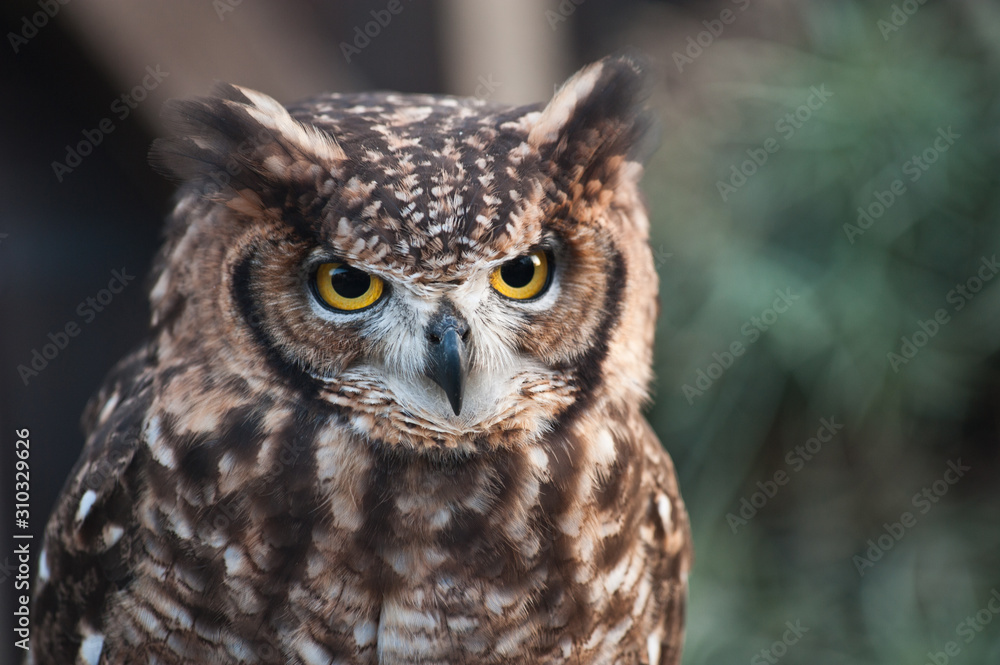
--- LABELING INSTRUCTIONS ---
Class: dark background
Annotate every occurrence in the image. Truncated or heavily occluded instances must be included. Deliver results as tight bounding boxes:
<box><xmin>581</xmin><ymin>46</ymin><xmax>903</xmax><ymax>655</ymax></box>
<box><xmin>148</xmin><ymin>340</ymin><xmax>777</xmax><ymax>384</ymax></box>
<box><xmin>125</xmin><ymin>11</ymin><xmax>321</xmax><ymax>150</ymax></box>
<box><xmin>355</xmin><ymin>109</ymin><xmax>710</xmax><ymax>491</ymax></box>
<box><xmin>2</xmin><ymin>1</ymin><xmax>999</xmax><ymax>664</ymax></box>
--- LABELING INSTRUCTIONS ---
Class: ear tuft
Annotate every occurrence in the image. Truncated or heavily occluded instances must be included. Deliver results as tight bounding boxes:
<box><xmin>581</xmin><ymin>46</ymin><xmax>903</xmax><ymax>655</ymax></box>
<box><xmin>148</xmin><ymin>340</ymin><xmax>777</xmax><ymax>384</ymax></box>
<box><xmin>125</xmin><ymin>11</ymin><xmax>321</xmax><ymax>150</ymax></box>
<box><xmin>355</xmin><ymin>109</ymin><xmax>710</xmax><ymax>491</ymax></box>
<box><xmin>529</xmin><ymin>52</ymin><xmax>659</xmax><ymax>183</ymax></box>
<box><xmin>149</xmin><ymin>83</ymin><xmax>345</xmax><ymax>197</ymax></box>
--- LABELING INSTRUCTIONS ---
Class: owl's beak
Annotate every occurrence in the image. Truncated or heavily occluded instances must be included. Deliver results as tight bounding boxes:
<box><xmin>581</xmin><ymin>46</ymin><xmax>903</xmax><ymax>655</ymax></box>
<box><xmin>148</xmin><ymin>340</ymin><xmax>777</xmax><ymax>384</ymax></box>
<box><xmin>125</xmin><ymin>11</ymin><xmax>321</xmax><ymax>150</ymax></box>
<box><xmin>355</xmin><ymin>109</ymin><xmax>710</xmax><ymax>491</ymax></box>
<box><xmin>424</xmin><ymin>309</ymin><xmax>469</xmax><ymax>416</ymax></box>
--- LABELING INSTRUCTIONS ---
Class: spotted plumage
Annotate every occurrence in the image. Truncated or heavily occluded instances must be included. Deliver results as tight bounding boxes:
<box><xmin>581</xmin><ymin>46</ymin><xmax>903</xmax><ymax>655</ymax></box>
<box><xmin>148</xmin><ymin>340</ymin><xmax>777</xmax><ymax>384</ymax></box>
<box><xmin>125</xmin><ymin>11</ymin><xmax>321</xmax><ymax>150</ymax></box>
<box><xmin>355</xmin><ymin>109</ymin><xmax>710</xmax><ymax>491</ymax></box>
<box><xmin>32</xmin><ymin>54</ymin><xmax>691</xmax><ymax>664</ymax></box>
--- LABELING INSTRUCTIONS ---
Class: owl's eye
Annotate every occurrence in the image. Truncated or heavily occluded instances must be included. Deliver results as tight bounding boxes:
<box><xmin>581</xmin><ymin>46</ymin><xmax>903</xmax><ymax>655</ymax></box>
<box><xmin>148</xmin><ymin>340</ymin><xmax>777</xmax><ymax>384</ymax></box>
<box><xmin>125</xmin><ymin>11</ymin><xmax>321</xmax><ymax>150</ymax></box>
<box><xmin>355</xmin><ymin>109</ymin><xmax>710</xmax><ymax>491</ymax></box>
<box><xmin>490</xmin><ymin>250</ymin><xmax>551</xmax><ymax>300</ymax></box>
<box><xmin>313</xmin><ymin>262</ymin><xmax>384</xmax><ymax>311</ymax></box>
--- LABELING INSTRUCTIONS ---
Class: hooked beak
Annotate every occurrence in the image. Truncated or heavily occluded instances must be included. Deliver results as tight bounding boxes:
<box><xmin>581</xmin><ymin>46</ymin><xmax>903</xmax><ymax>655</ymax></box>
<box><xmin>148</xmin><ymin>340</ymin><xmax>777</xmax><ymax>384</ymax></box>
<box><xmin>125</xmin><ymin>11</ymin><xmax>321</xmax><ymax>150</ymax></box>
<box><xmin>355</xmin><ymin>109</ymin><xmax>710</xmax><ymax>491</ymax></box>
<box><xmin>424</xmin><ymin>308</ymin><xmax>469</xmax><ymax>416</ymax></box>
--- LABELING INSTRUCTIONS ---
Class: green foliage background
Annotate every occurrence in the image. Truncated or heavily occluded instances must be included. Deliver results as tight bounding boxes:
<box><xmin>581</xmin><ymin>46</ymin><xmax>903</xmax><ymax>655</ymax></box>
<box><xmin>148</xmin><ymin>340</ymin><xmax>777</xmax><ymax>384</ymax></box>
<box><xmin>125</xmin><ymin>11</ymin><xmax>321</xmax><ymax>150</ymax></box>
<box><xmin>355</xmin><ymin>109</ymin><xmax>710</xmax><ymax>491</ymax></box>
<box><xmin>634</xmin><ymin>2</ymin><xmax>1000</xmax><ymax>662</ymax></box>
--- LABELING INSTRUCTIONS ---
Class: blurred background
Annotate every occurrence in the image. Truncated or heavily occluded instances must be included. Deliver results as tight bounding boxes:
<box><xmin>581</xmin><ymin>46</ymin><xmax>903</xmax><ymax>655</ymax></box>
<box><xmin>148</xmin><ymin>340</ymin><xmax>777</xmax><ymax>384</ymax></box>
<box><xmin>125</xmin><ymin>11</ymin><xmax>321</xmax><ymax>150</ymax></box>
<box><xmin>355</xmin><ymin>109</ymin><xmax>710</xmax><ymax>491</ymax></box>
<box><xmin>2</xmin><ymin>1</ymin><xmax>1000</xmax><ymax>663</ymax></box>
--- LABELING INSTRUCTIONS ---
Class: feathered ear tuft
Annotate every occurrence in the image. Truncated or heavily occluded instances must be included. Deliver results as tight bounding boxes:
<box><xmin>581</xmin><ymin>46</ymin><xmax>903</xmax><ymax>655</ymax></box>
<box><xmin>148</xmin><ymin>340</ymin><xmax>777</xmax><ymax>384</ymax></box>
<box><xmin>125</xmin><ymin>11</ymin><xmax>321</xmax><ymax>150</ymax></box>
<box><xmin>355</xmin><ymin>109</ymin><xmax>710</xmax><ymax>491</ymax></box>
<box><xmin>149</xmin><ymin>83</ymin><xmax>345</xmax><ymax>198</ymax></box>
<box><xmin>529</xmin><ymin>52</ymin><xmax>659</xmax><ymax>185</ymax></box>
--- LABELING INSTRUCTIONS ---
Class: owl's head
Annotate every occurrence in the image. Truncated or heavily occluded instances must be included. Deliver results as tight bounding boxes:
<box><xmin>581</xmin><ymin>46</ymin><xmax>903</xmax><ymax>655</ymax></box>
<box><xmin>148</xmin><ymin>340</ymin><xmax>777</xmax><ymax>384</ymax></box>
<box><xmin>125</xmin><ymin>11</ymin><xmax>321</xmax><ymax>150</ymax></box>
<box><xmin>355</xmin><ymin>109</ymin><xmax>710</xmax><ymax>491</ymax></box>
<box><xmin>149</xmin><ymin>54</ymin><xmax>659</xmax><ymax>451</ymax></box>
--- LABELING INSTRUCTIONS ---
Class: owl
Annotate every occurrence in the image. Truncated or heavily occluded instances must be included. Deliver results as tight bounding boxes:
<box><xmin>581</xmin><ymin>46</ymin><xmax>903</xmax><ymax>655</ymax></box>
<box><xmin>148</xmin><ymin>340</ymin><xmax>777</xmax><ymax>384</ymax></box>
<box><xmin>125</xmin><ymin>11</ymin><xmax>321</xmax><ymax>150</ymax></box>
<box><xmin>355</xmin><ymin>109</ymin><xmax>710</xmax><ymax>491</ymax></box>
<box><xmin>32</xmin><ymin>53</ymin><xmax>691</xmax><ymax>665</ymax></box>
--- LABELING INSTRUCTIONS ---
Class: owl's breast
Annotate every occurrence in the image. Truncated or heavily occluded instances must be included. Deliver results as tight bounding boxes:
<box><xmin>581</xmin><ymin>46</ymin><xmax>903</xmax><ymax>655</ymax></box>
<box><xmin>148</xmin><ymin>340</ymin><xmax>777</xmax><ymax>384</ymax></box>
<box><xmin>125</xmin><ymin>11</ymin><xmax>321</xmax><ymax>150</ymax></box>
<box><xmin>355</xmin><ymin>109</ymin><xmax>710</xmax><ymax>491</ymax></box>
<box><xmin>105</xmin><ymin>397</ymin><xmax>682</xmax><ymax>665</ymax></box>
<box><xmin>292</xmin><ymin>437</ymin><xmax>560</xmax><ymax>663</ymax></box>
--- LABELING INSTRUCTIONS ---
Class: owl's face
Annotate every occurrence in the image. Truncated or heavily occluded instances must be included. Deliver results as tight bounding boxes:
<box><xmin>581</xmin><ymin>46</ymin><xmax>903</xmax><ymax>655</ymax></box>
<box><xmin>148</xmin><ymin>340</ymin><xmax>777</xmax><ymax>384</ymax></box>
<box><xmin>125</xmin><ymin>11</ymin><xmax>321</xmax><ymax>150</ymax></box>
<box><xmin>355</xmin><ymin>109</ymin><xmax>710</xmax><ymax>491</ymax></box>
<box><xmin>150</xmin><ymin>55</ymin><xmax>657</xmax><ymax>450</ymax></box>
<box><xmin>297</xmin><ymin>238</ymin><xmax>563</xmax><ymax>419</ymax></box>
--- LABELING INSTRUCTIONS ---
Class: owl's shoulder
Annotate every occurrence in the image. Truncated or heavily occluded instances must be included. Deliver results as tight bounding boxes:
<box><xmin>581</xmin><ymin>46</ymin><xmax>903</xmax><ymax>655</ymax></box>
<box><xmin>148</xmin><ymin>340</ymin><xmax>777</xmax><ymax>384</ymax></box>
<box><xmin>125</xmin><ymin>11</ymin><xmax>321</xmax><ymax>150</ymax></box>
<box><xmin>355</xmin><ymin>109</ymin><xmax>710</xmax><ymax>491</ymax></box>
<box><xmin>34</xmin><ymin>344</ymin><xmax>156</xmax><ymax>662</ymax></box>
<box><xmin>50</xmin><ymin>342</ymin><xmax>156</xmax><ymax>555</ymax></box>
<box><xmin>80</xmin><ymin>343</ymin><xmax>157</xmax><ymax>436</ymax></box>
<box><xmin>635</xmin><ymin>416</ymin><xmax>689</xmax><ymax>547</ymax></box>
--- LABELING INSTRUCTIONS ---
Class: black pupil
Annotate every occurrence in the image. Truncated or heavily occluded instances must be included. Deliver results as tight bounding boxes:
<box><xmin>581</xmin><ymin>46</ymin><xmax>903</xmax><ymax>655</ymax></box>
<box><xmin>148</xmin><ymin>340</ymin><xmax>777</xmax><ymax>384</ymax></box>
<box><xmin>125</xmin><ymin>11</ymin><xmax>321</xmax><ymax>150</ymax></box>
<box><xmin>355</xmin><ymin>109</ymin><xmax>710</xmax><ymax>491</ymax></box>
<box><xmin>501</xmin><ymin>255</ymin><xmax>538</xmax><ymax>289</ymax></box>
<box><xmin>330</xmin><ymin>266</ymin><xmax>371</xmax><ymax>299</ymax></box>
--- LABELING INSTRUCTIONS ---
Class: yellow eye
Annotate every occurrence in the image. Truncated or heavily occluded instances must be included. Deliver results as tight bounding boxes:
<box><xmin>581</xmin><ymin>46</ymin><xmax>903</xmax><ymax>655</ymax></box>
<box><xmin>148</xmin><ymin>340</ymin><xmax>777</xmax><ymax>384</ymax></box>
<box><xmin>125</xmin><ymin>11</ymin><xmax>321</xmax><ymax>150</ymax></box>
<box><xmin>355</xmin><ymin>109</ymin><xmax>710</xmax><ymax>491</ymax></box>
<box><xmin>314</xmin><ymin>262</ymin><xmax>384</xmax><ymax>311</ymax></box>
<box><xmin>490</xmin><ymin>250</ymin><xmax>551</xmax><ymax>300</ymax></box>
